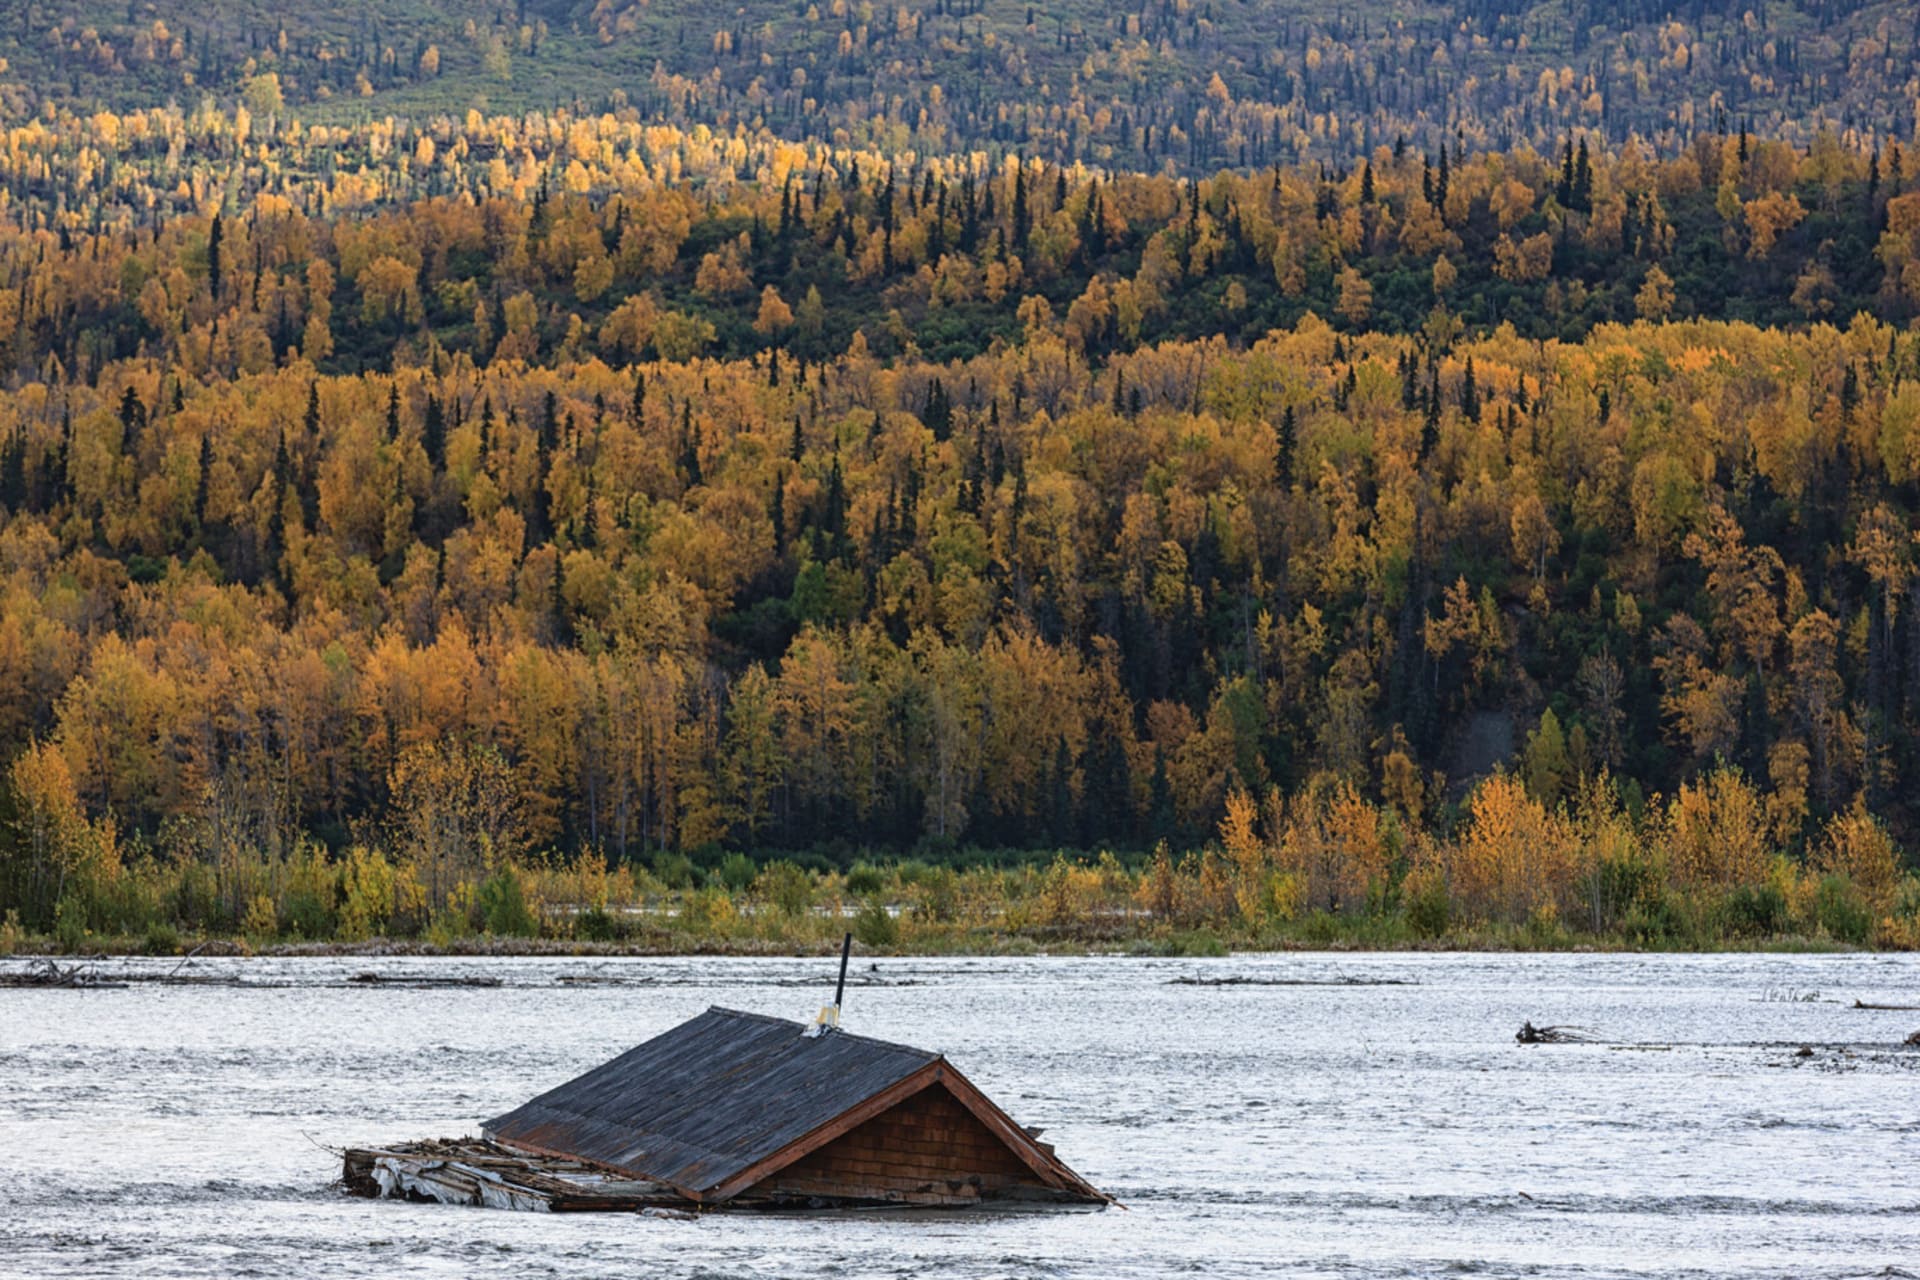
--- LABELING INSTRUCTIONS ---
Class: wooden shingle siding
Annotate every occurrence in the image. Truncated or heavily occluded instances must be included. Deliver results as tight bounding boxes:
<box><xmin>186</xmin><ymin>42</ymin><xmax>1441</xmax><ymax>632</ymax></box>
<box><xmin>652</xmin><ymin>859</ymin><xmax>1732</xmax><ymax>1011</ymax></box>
<box><xmin>759</xmin><ymin>1085</ymin><xmax>1037</xmax><ymax>1205</ymax></box>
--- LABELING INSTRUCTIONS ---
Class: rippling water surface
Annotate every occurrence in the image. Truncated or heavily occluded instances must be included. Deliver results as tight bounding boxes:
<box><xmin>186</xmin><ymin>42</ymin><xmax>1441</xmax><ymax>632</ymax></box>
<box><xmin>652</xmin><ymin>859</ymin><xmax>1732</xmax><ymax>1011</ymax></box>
<box><xmin>3</xmin><ymin>951</ymin><xmax>1918</xmax><ymax>1278</ymax></box>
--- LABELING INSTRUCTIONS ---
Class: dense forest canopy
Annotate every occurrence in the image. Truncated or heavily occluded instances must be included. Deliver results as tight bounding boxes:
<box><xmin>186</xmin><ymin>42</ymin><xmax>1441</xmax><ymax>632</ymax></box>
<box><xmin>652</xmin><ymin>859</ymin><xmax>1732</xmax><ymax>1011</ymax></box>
<box><xmin>0</xmin><ymin>102</ymin><xmax>1910</xmax><ymax>367</ymax></box>
<box><xmin>0</xmin><ymin>65</ymin><xmax>1917</xmax><ymax>947</ymax></box>
<box><xmin>2</xmin><ymin>0</ymin><xmax>1917</xmax><ymax>170</ymax></box>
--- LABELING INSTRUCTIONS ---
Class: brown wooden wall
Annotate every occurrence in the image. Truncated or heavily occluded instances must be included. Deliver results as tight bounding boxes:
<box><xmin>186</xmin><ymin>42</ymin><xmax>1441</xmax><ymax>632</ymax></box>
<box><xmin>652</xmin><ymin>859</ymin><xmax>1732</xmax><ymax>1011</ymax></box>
<box><xmin>756</xmin><ymin>1083</ymin><xmax>1040</xmax><ymax>1205</ymax></box>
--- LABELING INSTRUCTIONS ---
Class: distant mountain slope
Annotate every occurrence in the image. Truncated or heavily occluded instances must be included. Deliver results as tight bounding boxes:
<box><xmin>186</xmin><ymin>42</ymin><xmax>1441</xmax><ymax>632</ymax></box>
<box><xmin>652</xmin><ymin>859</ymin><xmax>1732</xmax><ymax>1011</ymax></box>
<box><xmin>5</xmin><ymin>0</ymin><xmax>1915</xmax><ymax>168</ymax></box>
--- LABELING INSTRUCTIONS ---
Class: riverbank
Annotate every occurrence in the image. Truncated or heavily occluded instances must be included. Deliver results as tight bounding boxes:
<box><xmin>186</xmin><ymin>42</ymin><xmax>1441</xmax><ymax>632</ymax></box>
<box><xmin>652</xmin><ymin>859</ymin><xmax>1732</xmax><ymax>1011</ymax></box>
<box><xmin>0</xmin><ymin>920</ymin><xmax>1873</xmax><ymax>961</ymax></box>
<box><xmin>8</xmin><ymin>825</ymin><xmax>1917</xmax><ymax>959</ymax></box>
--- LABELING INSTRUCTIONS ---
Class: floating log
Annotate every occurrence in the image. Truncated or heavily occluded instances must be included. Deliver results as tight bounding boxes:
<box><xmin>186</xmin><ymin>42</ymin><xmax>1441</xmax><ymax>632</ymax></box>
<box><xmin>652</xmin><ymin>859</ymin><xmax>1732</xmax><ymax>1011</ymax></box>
<box><xmin>1516</xmin><ymin>1021</ymin><xmax>1598</xmax><ymax>1044</ymax></box>
<box><xmin>348</xmin><ymin>972</ymin><xmax>503</xmax><ymax>988</ymax></box>
<box><xmin>1853</xmin><ymin>999</ymin><xmax>1920</xmax><ymax>1011</ymax></box>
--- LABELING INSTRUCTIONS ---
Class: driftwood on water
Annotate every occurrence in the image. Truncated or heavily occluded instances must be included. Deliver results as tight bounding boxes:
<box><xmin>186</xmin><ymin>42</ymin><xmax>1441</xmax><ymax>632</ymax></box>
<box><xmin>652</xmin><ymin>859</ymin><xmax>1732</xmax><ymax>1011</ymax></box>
<box><xmin>1168</xmin><ymin>975</ymin><xmax>1414</xmax><ymax>987</ymax></box>
<box><xmin>348</xmin><ymin>972</ymin><xmax>502</xmax><ymax>988</ymax></box>
<box><xmin>1</xmin><ymin>962</ymin><xmax>502</xmax><ymax>990</ymax></box>
<box><xmin>1854</xmin><ymin>999</ymin><xmax>1920</xmax><ymax>1011</ymax></box>
<box><xmin>1516</xmin><ymin>1021</ymin><xmax>1599</xmax><ymax>1044</ymax></box>
<box><xmin>0</xmin><ymin>958</ymin><xmax>127</xmax><ymax>988</ymax></box>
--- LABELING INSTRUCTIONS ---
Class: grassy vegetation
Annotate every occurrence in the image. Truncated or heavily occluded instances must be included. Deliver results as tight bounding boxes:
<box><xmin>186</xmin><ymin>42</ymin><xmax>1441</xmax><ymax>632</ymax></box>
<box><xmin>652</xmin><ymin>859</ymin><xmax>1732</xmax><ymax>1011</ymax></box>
<box><xmin>4</xmin><ymin>836</ymin><xmax>1913</xmax><ymax>959</ymax></box>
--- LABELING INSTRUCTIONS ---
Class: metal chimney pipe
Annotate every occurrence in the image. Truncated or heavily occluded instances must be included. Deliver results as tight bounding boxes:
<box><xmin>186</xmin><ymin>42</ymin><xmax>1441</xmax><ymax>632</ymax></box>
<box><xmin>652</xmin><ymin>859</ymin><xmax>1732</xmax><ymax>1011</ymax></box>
<box><xmin>833</xmin><ymin>931</ymin><xmax>852</xmax><ymax>1012</ymax></box>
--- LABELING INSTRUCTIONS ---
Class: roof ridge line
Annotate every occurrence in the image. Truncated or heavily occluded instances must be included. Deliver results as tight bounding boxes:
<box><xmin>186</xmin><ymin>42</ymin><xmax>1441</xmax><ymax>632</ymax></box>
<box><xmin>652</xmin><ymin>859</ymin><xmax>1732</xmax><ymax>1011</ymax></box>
<box><xmin>703</xmin><ymin>1005</ymin><xmax>796</xmax><ymax>1025</ymax></box>
<box><xmin>702</xmin><ymin>1005</ymin><xmax>939</xmax><ymax>1058</ymax></box>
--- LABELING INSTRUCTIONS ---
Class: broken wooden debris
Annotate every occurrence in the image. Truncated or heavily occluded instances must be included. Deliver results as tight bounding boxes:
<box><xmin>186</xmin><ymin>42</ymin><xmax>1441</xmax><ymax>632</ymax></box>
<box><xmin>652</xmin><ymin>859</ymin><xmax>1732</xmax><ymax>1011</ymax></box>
<box><xmin>0</xmin><ymin>959</ymin><xmax>127</xmax><ymax>988</ymax></box>
<box><xmin>341</xmin><ymin>1136</ymin><xmax>1027</xmax><ymax>1214</ymax></box>
<box><xmin>1516</xmin><ymin>1022</ymin><xmax>1598</xmax><ymax>1044</ymax></box>
<box><xmin>167</xmin><ymin>939</ymin><xmax>244</xmax><ymax>975</ymax></box>
<box><xmin>342</xmin><ymin>1139</ymin><xmax>691</xmax><ymax>1213</ymax></box>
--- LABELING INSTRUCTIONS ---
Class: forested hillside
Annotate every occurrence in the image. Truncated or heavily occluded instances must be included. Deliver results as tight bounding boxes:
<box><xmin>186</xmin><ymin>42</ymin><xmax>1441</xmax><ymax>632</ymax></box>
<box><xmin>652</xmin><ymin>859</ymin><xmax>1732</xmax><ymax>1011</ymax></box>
<box><xmin>2</xmin><ymin>100</ymin><xmax>1919</xmax><ymax>950</ymax></box>
<box><xmin>0</xmin><ymin>104</ymin><xmax>1908</xmax><ymax>366</ymax></box>
<box><xmin>3</xmin><ymin>0</ymin><xmax>1917</xmax><ymax>171</ymax></box>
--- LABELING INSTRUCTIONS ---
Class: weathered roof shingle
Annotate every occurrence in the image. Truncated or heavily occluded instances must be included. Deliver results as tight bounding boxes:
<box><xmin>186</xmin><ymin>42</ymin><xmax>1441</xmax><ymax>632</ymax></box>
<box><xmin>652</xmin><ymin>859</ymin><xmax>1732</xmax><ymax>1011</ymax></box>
<box><xmin>483</xmin><ymin>1007</ymin><xmax>939</xmax><ymax>1195</ymax></box>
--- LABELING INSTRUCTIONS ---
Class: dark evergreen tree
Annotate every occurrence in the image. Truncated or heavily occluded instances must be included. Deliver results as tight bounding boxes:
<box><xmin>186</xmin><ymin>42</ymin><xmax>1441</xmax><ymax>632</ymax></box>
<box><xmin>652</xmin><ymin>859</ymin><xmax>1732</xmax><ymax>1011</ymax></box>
<box><xmin>1011</xmin><ymin>161</ymin><xmax>1030</xmax><ymax>249</ymax></box>
<box><xmin>923</xmin><ymin>377</ymin><xmax>953</xmax><ymax>441</ymax></box>
<box><xmin>194</xmin><ymin>432</ymin><xmax>213</xmax><ymax>530</ymax></box>
<box><xmin>207</xmin><ymin>213</ymin><xmax>224</xmax><ymax>300</ymax></box>
<box><xmin>0</xmin><ymin>430</ymin><xmax>23</xmax><ymax>513</ymax></box>
<box><xmin>823</xmin><ymin>446</ymin><xmax>848</xmax><ymax>560</ymax></box>
<box><xmin>118</xmin><ymin>384</ymin><xmax>146</xmax><ymax>448</ymax></box>
<box><xmin>1275</xmin><ymin>403</ymin><xmax>1297</xmax><ymax>490</ymax></box>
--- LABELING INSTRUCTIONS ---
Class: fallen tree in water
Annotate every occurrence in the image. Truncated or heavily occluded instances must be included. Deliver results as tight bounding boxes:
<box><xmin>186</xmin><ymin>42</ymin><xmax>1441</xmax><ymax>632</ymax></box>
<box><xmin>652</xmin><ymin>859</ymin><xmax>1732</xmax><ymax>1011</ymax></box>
<box><xmin>0</xmin><ymin>958</ymin><xmax>126</xmax><ymax>988</ymax></box>
<box><xmin>1516</xmin><ymin>1022</ymin><xmax>1599</xmax><ymax>1044</ymax></box>
<box><xmin>347</xmin><ymin>971</ymin><xmax>501</xmax><ymax>988</ymax></box>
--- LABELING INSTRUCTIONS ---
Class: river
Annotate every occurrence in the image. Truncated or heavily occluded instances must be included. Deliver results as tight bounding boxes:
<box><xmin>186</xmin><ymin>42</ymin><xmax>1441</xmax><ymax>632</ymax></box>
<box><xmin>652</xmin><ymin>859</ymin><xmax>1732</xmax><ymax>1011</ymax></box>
<box><xmin>2</xmin><ymin>951</ymin><xmax>1916</xmax><ymax>1278</ymax></box>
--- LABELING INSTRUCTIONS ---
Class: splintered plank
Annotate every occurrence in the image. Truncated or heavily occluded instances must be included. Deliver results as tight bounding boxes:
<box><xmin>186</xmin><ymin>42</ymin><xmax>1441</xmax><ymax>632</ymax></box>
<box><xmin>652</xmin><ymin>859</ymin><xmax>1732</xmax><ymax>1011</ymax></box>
<box><xmin>344</xmin><ymin>1139</ymin><xmax>693</xmax><ymax>1213</ymax></box>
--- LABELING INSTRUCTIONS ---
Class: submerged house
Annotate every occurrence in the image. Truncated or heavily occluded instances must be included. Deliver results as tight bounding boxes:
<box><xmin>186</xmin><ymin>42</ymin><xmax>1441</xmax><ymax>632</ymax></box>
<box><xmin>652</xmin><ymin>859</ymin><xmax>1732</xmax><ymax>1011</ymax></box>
<box><xmin>345</xmin><ymin>1006</ymin><xmax>1107</xmax><ymax>1211</ymax></box>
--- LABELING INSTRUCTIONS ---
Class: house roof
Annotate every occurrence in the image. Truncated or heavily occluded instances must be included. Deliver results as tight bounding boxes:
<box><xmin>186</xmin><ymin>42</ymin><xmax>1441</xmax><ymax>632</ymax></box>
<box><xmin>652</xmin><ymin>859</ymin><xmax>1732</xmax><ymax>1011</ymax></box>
<box><xmin>483</xmin><ymin>1007</ymin><xmax>945</xmax><ymax>1197</ymax></box>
